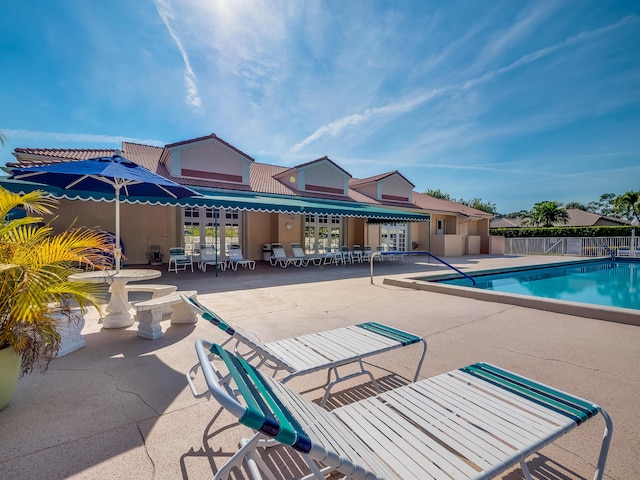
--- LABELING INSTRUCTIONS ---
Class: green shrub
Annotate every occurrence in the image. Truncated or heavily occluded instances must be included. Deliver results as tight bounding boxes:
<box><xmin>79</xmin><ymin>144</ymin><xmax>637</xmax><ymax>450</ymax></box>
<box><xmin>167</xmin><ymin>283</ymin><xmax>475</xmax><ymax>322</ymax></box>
<box><xmin>490</xmin><ymin>225</ymin><xmax>634</xmax><ymax>238</ymax></box>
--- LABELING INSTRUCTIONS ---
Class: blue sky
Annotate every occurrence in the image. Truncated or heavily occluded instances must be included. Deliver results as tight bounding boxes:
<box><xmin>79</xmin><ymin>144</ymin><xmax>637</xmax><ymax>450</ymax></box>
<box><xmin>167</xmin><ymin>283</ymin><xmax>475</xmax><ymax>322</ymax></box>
<box><xmin>1</xmin><ymin>0</ymin><xmax>639</xmax><ymax>214</ymax></box>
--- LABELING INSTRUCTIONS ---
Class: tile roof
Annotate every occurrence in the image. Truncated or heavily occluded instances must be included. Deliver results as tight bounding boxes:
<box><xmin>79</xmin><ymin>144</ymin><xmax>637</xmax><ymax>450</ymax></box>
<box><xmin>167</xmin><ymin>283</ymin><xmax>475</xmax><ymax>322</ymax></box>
<box><xmin>8</xmin><ymin>141</ymin><xmax>483</xmax><ymax>217</ymax></box>
<box><xmin>10</xmin><ymin>148</ymin><xmax>116</xmax><ymax>164</ymax></box>
<box><xmin>412</xmin><ymin>191</ymin><xmax>492</xmax><ymax>218</ymax></box>
<box><xmin>350</xmin><ymin>170</ymin><xmax>415</xmax><ymax>188</ymax></box>
<box><xmin>490</xmin><ymin>209</ymin><xmax>630</xmax><ymax>228</ymax></box>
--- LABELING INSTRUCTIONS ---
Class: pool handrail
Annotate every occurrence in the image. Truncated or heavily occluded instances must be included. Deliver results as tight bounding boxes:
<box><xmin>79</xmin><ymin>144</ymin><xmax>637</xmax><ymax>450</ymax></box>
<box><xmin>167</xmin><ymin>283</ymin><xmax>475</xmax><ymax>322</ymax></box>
<box><xmin>600</xmin><ymin>245</ymin><xmax>615</xmax><ymax>261</ymax></box>
<box><xmin>370</xmin><ymin>250</ymin><xmax>476</xmax><ymax>286</ymax></box>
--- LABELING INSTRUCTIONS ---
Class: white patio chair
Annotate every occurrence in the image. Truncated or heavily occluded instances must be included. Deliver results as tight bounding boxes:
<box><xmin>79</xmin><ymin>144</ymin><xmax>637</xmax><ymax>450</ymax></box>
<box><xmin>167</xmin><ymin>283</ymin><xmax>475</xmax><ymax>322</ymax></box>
<box><xmin>227</xmin><ymin>245</ymin><xmax>255</xmax><ymax>270</ymax></box>
<box><xmin>269</xmin><ymin>242</ymin><xmax>302</xmax><ymax>267</ymax></box>
<box><xmin>183</xmin><ymin>296</ymin><xmax>426</xmax><ymax>407</ymax></box>
<box><xmin>291</xmin><ymin>242</ymin><xmax>322</xmax><ymax>266</ymax></box>
<box><xmin>168</xmin><ymin>247</ymin><xmax>193</xmax><ymax>273</ymax></box>
<box><xmin>198</xmin><ymin>244</ymin><xmax>226</xmax><ymax>272</ymax></box>
<box><xmin>192</xmin><ymin>340</ymin><xmax>613</xmax><ymax>480</ymax></box>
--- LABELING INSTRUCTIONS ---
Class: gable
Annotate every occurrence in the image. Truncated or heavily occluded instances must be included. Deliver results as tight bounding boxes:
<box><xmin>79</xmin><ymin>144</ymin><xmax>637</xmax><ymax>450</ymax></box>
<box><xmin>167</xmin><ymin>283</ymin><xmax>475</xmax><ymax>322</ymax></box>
<box><xmin>165</xmin><ymin>136</ymin><xmax>252</xmax><ymax>185</ymax></box>
<box><xmin>351</xmin><ymin>171</ymin><xmax>413</xmax><ymax>203</ymax></box>
<box><xmin>278</xmin><ymin>157</ymin><xmax>351</xmax><ymax>196</ymax></box>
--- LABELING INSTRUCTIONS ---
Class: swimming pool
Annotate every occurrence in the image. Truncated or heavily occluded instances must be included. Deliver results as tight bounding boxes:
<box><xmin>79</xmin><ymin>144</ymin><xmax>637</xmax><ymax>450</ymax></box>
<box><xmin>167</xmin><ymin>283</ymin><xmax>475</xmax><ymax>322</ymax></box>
<box><xmin>437</xmin><ymin>258</ymin><xmax>639</xmax><ymax>311</ymax></box>
<box><xmin>384</xmin><ymin>258</ymin><xmax>640</xmax><ymax>325</ymax></box>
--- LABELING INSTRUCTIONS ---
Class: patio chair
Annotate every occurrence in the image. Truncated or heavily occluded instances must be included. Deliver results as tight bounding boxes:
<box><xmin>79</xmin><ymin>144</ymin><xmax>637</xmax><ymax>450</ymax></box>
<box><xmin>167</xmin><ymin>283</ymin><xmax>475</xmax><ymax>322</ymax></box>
<box><xmin>183</xmin><ymin>296</ymin><xmax>427</xmax><ymax>406</ymax></box>
<box><xmin>362</xmin><ymin>245</ymin><xmax>373</xmax><ymax>262</ymax></box>
<box><xmin>192</xmin><ymin>340</ymin><xmax>613</xmax><ymax>480</ymax></box>
<box><xmin>351</xmin><ymin>244</ymin><xmax>364</xmax><ymax>263</ymax></box>
<box><xmin>269</xmin><ymin>242</ymin><xmax>303</xmax><ymax>268</ymax></box>
<box><xmin>291</xmin><ymin>242</ymin><xmax>322</xmax><ymax>266</ymax></box>
<box><xmin>340</xmin><ymin>245</ymin><xmax>354</xmax><ymax>264</ymax></box>
<box><xmin>199</xmin><ymin>244</ymin><xmax>226</xmax><ymax>272</ymax></box>
<box><xmin>168</xmin><ymin>247</ymin><xmax>193</xmax><ymax>273</ymax></box>
<box><xmin>227</xmin><ymin>245</ymin><xmax>255</xmax><ymax>270</ymax></box>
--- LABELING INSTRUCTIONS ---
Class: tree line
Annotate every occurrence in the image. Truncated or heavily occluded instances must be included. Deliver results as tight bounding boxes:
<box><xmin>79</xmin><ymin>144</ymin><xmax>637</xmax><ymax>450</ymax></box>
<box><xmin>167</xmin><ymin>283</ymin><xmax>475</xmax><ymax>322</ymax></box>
<box><xmin>424</xmin><ymin>189</ymin><xmax>640</xmax><ymax>227</ymax></box>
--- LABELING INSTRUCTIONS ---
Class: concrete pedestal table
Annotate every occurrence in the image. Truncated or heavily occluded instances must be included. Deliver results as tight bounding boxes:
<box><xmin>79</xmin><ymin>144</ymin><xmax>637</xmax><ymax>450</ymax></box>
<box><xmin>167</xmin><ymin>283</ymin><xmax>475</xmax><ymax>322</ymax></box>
<box><xmin>69</xmin><ymin>269</ymin><xmax>162</xmax><ymax>328</ymax></box>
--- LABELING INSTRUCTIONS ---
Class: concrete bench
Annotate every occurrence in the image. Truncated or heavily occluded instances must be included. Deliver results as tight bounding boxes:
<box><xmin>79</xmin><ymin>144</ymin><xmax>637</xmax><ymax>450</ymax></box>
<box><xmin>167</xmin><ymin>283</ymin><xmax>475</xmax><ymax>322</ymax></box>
<box><xmin>134</xmin><ymin>290</ymin><xmax>198</xmax><ymax>339</ymax></box>
<box><xmin>124</xmin><ymin>284</ymin><xmax>178</xmax><ymax>298</ymax></box>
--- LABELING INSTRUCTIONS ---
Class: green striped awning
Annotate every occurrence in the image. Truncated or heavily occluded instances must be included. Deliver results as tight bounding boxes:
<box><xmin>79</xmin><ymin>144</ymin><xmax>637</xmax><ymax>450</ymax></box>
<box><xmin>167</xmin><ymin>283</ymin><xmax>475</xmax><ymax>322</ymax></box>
<box><xmin>0</xmin><ymin>177</ymin><xmax>430</xmax><ymax>222</ymax></box>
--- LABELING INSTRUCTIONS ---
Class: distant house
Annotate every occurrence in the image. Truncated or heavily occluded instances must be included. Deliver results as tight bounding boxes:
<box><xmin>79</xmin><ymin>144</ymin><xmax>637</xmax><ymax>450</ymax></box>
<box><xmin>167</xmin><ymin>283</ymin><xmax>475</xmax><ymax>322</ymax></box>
<box><xmin>491</xmin><ymin>209</ymin><xmax>629</xmax><ymax>229</ymax></box>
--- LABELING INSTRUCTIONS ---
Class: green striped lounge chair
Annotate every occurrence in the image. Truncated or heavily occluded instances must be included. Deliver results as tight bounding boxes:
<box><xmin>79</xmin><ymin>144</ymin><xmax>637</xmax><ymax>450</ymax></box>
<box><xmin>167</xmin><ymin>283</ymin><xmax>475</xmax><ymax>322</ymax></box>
<box><xmin>183</xmin><ymin>295</ymin><xmax>427</xmax><ymax>407</ymax></box>
<box><xmin>192</xmin><ymin>339</ymin><xmax>613</xmax><ymax>480</ymax></box>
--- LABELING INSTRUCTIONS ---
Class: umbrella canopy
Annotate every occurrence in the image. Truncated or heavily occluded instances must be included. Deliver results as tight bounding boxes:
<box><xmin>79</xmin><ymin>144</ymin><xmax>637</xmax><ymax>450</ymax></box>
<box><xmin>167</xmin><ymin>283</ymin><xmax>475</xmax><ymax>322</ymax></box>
<box><xmin>10</xmin><ymin>154</ymin><xmax>200</xmax><ymax>272</ymax></box>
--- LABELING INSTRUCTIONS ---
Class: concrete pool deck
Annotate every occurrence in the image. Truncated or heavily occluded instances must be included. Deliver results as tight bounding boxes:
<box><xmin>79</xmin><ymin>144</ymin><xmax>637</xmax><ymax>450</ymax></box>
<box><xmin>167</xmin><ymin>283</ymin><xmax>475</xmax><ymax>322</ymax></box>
<box><xmin>1</xmin><ymin>254</ymin><xmax>638</xmax><ymax>479</ymax></box>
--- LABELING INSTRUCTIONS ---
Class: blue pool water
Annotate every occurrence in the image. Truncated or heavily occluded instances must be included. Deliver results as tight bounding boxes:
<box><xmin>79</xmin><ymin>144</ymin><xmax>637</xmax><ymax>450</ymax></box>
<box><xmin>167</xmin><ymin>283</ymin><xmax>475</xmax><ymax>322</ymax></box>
<box><xmin>436</xmin><ymin>259</ymin><xmax>640</xmax><ymax>311</ymax></box>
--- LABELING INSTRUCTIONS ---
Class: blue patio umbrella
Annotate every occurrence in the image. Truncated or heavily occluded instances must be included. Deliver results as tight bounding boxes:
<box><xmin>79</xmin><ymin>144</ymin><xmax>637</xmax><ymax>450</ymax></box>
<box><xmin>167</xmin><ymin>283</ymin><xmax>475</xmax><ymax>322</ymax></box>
<box><xmin>10</xmin><ymin>152</ymin><xmax>200</xmax><ymax>272</ymax></box>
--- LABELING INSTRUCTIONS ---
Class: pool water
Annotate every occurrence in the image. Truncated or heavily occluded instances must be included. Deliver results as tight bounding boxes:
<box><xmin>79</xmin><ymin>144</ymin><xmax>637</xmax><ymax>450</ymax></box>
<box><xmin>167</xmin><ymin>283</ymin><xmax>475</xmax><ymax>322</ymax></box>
<box><xmin>438</xmin><ymin>259</ymin><xmax>640</xmax><ymax>311</ymax></box>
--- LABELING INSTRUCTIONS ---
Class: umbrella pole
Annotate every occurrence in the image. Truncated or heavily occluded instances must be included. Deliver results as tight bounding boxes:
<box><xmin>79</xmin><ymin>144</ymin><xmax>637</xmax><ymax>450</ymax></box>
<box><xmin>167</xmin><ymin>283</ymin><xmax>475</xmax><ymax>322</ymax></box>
<box><xmin>114</xmin><ymin>187</ymin><xmax>122</xmax><ymax>273</ymax></box>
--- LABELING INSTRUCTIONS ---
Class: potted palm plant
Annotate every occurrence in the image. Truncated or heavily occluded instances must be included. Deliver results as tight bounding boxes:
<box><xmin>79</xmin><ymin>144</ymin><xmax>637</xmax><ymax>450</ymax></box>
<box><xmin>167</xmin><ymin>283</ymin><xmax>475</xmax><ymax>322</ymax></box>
<box><xmin>0</xmin><ymin>186</ymin><xmax>111</xmax><ymax>410</ymax></box>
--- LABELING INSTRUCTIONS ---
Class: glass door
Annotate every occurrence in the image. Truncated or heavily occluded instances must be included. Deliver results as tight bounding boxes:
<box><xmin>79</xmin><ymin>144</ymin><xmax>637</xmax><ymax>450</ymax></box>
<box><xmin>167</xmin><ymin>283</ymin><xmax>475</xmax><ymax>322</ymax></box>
<box><xmin>380</xmin><ymin>223</ymin><xmax>407</xmax><ymax>251</ymax></box>
<box><xmin>182</xmin><ymin>207</ymin><xmax>242</xmax><ymax>259</ymax></box>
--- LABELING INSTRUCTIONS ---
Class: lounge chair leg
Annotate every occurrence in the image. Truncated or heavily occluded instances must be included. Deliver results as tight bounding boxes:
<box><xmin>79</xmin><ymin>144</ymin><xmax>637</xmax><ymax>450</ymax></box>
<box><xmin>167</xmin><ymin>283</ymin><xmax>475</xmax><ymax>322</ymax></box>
<box><xmin>214</xmin><ymin>432</ymin><xmax>265</xmax><ymax>480</ymax></box>
<box><xmin>520</xmin><ymin>459</ymin><xmax>534</xmax><ymax>480</ymax></box>
<box><xmin>319</xmin><ymin>362</ymin><xmax>381</xmax><ymax>407</ymax></box>
<box><xmin>242</xmin><ymin>437</ymin><xmax>279</xmax><ymax>480</ymax></box>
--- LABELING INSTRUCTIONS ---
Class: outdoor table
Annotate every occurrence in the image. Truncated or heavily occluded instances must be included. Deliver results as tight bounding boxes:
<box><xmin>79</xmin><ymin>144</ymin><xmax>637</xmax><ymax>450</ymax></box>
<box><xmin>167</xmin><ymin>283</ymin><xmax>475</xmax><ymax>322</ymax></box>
<box><xmin>69</xmin><ymin>268</ymin><xmax>162</xmax><ymax>328</ymax></box>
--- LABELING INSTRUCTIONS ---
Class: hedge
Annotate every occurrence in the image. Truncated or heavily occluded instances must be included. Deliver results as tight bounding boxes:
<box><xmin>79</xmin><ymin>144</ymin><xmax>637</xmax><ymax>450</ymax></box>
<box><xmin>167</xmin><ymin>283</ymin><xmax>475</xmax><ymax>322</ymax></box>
<box><xmin>490</xmin><ymin>225</ymin><xmax>635</xmax><ymax>238</ymax></box>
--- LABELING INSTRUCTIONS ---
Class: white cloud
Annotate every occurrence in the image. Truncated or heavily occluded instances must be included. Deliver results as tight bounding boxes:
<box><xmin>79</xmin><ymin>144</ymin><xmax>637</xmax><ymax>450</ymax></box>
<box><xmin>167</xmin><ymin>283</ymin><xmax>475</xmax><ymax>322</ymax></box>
<box><xmin>2</xmin><ymin>129</ymin><xmax>165</xmax><ymax>147</ymax></box>
<box><xmin>154</xmin><ymin>0</ymin><xmax>202</xmax><ymax>110</ymax></box>
<box><xmin>289</xmin><ymin>87</ymin><xmax>450</xmax><ymax>153</ymax></box>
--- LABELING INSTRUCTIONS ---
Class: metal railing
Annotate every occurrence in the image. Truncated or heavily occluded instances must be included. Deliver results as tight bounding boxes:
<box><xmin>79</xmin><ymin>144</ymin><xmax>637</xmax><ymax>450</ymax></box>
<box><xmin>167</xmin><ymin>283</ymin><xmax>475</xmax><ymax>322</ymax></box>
<box><xmin>504</xmin><ymin>236</ymin><xmax>635</xmax><ymax>257</ymax></box>
<box><xmin>370</xmin><ymin>251</ymin><xmax>476</xmax><ymax>286</ymax></box>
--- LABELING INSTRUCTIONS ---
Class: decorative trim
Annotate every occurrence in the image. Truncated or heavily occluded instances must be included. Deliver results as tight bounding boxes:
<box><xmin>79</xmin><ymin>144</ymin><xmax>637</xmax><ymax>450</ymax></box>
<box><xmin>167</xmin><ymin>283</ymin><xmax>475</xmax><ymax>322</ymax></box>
<box><xmin>181</xmin><ymin>169</ymin><xmax>243</xmax><ymax>183</ymax></box>
<box><xmin>382</xmin><ymin>194</ymin><xmax>409</xmax><ymax>202</ymax></box>
<box><xmin>306</xmin><ymin>184</ymin><xmax>345</xmax><ymax>195</ymax></box>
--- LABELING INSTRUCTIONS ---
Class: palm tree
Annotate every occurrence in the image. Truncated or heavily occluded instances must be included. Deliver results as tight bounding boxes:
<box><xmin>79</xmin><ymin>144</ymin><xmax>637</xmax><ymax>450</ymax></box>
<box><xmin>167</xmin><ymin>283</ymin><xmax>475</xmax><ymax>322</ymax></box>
<box><xmin>523</xmin><ymin>201</ymin><xmax>569</xmax><ymax>227</ymax></box>
<box><xmin>0</xmin><ymin>187</ymin><xmax>112</xmax><ymax>376</ymax></box>
<box><xmin>614</xmin><ymin>191</ymin><xmax>640</xmax><ymax>223</ymax></box>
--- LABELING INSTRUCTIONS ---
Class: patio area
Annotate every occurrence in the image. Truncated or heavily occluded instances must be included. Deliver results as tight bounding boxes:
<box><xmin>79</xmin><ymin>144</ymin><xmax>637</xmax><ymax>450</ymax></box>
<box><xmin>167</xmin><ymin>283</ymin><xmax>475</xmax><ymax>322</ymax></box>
<box><xmin>1</xmin><ymin>255</ymin><xmax>638</xmax><ymax>479</ymax></box>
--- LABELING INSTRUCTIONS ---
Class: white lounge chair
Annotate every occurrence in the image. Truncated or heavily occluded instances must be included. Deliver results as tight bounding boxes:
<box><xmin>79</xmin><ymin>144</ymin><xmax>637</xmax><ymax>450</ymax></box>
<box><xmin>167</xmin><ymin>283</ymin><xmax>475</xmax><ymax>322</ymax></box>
<box><xmin>192</xmin><ymin>340</ymin><xmax>613</xmax><ymax>480</ymax></box>
<box><xmin>198</xmin><ymin>244</ymin><xmax>226</xmax><ymax>272</ymax></box>
<box><xmin>183</xmin><ymin>296</ymin><xmax>427</xmax><ymax>406</ymax></box>
<box><xmin>227</xmin><ymin>245</ymin><xmax>255</xmax><ymax>270</ymax></box>
<box><xmin>291</xmin><ymin>242</ymin><xmax>322</xmax><ymax>266</ymax></box>
<box><xmin>269</xmin><ymin>242</ymin><xmax>302</xmax><ymax>267</ymax></box>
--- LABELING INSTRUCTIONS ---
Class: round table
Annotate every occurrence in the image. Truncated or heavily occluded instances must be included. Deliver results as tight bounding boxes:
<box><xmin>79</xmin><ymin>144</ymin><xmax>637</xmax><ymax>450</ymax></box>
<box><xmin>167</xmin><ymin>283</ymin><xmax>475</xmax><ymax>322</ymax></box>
<box><xmin>69</xmin><ymin>269</ymin><xmax>162</xmax><ymax>328</ymax></box>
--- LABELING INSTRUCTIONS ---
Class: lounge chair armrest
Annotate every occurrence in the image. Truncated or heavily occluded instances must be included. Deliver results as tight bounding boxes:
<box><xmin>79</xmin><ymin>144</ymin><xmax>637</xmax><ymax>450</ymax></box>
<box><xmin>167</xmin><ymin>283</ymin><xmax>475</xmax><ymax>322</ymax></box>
<box><xmin>186</xmin><ymin>361</ymin><xmax>212</xmax><ymax>399</ymax></box>
<box><xmin>194</xmin><ymin>339</ymin><xmax>247</xmax><ymax>419</ymax></box>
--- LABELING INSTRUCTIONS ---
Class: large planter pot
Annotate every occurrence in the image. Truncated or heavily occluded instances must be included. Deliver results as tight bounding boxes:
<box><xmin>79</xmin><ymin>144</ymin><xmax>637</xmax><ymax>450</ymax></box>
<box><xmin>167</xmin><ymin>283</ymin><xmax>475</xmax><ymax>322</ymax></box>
<box><xmin>0</xmin><ymin>345</ymin><xmax>21</xmax><ymax>411</ymax></box>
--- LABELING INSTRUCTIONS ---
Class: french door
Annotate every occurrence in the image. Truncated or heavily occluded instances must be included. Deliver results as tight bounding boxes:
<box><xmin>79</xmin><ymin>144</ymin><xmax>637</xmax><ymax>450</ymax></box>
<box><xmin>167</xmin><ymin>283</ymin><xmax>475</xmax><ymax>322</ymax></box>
<box><xmin>380</xmin><ymin>223</ymin><xmax>407</xmax><ymax>251</ymax></box>
<box><xmin>182</xmin><ymin>207</ymin><xmax>241</xmax><ymax>257</ymax></box>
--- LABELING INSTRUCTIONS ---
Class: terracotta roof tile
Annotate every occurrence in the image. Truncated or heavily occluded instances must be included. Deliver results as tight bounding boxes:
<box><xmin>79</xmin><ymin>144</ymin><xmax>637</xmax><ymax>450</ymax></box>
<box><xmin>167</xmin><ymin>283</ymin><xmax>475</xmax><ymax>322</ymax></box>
<box><xmin>412</xmin><ymin>191</ymin><xmax>492</xmax><ymax>218</ymax></box>
<box><xmin>9</xmin><ymin>148</ymin><xmax>115</xmax><ymax>166</ymax></box>
<box><xmin>8</xmin><ymin>141</ymin><xmax>477</xmax><ymax>217</ymax></box>
<box><xmin>351</xmin><ymin>170</ymin><xmax>415</xmax><ymax>188</ymax></box>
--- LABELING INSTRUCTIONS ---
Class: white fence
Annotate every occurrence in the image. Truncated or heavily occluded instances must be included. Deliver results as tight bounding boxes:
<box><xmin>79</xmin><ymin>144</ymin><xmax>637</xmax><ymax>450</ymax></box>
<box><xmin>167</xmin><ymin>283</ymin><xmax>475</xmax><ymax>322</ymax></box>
<box><xmin>504</xmin><ymin>236</ymin><xmax>636</xmax><ymax>257</ymax></box>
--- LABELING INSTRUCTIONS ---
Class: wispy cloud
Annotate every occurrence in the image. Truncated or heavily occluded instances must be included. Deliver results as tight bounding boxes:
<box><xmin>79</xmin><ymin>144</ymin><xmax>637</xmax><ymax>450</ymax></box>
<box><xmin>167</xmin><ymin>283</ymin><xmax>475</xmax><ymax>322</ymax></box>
<box><xmin>2</xmin><ymin>129</ymin><xmax>165</xmax><ymax>147</ymax></box>
<box><xmin>463</xmin><ymin>14</ymin><xmax>639</xmax><ymax>90</ymax></box>
<box><xmin>288</xmin><ymin>13</ymin><xmax>639</xmax><ymax>156</ymax></box>
<box><xmin>154</xmin><ymin>0</ymin><xmax>202</xmax><ymax>110</ymax></box>
<box><xmin>289</xmin><ymin>88</ymin><xmax>450</xmax><ymax>154</ymax></box>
